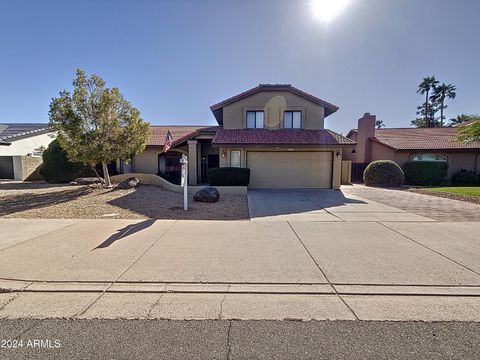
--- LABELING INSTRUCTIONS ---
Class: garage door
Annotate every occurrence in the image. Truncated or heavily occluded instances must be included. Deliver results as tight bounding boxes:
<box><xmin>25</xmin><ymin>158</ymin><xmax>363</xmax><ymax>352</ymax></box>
<box><xmin>0</xmin><ymin>156</ymin><xmax>14</xmax><ymax>179</ymax></box>
<box><xmin>247</xmin><ymin>151</ymin><xmax>333</xmax><ymax>188</ymax></box>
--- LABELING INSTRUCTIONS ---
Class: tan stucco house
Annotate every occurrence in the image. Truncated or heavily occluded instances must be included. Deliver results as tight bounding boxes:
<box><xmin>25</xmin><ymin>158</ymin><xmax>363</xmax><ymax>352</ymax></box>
<box><xmin>128</xmin><ymin>84</ymin><xmax>355</xmax><ymax>189</ymax></box>
<box><xmin>344</xmin><ymin>113</ymin><xmax>480</xmax><ymax>179</ymax></box>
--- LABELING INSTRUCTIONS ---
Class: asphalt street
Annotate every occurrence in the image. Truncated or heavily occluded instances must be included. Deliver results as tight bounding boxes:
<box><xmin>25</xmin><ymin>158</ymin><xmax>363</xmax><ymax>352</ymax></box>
<box><xmin>0</xmin><ymin>319</ymin><xmax>479</xmax><ymax>359</ymax></box>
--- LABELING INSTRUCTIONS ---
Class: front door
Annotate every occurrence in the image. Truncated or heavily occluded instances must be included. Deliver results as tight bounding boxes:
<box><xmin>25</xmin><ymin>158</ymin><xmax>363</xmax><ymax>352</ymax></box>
<box><xmin>201</xmin><ymin>154</ymin><xmax>220</xmax><ymax>183</ymax></box>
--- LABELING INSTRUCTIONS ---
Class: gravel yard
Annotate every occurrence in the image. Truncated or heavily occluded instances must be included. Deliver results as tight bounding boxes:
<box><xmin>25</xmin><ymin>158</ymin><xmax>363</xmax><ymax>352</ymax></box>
<box><xmin>0</xmin><ymin>182</ymin><xmax>249</xmax><ymax>220</ymax></box>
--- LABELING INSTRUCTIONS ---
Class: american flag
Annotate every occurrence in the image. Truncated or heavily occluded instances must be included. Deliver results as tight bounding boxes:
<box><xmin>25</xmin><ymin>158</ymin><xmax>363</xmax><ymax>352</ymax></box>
<box><xmin>163</xmin><ymin>130</ymin><xmax>173</xmax><ymax>153</ymax></box>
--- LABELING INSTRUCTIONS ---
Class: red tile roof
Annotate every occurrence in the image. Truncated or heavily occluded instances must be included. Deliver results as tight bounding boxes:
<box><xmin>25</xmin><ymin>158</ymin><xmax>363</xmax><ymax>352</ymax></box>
<box><xmin>212</xmin><ymin>128</ymin><xmax>355</xmax><ymax>146</ymax></box>
<box><xmin>210</xmin><ymin>84</ymin><xmax>339</xmax><ymax>124</ymax></box>
<box><xmin>371</xmin><ymin>127</ymin><xmax>480</xmax><ymax>150</ymax></box>
<box><xmin>147</xmin><ymin>126</ymin><xmax>219</xmax><ymax>146</ymax></box>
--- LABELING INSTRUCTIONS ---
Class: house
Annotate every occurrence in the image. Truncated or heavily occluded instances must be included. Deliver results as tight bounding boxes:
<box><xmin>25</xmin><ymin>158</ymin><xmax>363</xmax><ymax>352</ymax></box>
<box><xmin>128</xmin><ymin>84</ymin><xmax>355</xmax><ymax>189</ymax></box>
<box><xmin>344</xmin><ymin>113</ymin><xmax>480</xmax><ymax>179</ymax></box>
<box><xmin>0</xmin><ymin>123</ymin><xmax>56</xmax><ymax>180</ymax></box>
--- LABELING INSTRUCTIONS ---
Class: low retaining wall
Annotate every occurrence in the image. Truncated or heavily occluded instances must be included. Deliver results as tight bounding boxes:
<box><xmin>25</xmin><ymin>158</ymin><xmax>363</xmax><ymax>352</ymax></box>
<box><xmin>110</xmin><ymin>173</ymin><xmax>247</xmax><ymax>195</ymax></box>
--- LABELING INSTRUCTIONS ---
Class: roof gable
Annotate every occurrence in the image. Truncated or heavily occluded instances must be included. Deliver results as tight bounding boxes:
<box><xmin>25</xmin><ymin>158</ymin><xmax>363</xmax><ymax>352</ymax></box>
<box><xmin>210</xmin><ymin>84</ymin><xmax>339</xmax><ymax>124</ymax></box>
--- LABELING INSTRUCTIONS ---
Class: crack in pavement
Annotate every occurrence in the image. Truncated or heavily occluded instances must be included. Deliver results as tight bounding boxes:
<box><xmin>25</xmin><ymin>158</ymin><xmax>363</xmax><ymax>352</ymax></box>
<box><xmin>147</xmin><ymin>293</ymin><xmax>165</xmax><ymax>319</ymax></box>
<box><xmin>286</xmin><ymin>221</ymin><xmax>360</xmax><ymax>320</ymax></box>
<box><xmin>378</xmin><ymin>222</ymin><xmax>480</xmax><ymax>277</ymax></box>
<box><xmin>225</xmin><ymin>321</ymin><xmax>233</xmax><ymax>360</ymax></box>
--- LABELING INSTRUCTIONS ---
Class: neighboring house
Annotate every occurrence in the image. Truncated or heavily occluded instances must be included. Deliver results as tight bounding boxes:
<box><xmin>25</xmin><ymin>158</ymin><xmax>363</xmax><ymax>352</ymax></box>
<box><xmin>344</xmin><ymin>113</ymin><xmax>480</xmax><ymax>179</ymax></box>
<box><xmin>0</xmin><ymin>123</ymin><xmax>56</xmax><ymax>180</ymax></box>
<box><xmin>129</xmin><ymin>84</ymin><xmax>355</xmax><ymax>189</ymax></box>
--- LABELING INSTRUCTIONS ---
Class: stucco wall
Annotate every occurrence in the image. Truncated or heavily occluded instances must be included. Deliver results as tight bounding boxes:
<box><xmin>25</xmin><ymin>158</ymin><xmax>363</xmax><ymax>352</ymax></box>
<box><xmin>11</xmin><ymin>155</ymin><xmax>43</xmax><ymax>181</ymax></box>
<box><xmin>368</xmin><ymin>142</ymin><xmax>480</xmax><ymax>178</ymax></box>
<box><xmin>0</xmin><ymin>132</ymin><xmax>56</xmax><ymax>156</ymax></box>
<box><xmin>218</xmin><ymin>146</ymin><xmax>343</xmax><ymax>189</ymax></box>
<box><xmin>222</xmin><ymin>91</ymin><xmax>325</xmax><ymax>130</ymax></box>
<box><xmin>133</xmin><ymin>145</ymin><xmax>187</xmax><ymax>174</ymax></box>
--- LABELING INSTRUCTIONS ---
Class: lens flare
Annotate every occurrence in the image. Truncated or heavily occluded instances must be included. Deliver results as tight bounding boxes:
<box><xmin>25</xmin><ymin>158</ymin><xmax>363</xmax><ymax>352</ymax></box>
<box><xmin>311</xmin><ymin>0</ymin><xmax>351</xmax><ymax>23</ymax></box>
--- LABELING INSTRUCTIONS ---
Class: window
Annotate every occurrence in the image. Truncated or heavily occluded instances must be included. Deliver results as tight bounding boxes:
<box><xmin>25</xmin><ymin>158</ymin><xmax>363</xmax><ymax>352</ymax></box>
<box><xmin>411</xmin><ymin>154</ymin><xmax>448</xmax><ymax>162</ymax></box>
<box><xmin>246</xmin><ymin>111</ymin><xmax>264</xmax><ymax>128</ymax></box>
<box><xmin>284</xmin><ymin>111</ymin><xmax>302</xmax><ymax>128</ymax></box>
<box><xmin>230</xmin><ymin>150</ymin><xmax>241</xmax><ymax>168</ymax></box>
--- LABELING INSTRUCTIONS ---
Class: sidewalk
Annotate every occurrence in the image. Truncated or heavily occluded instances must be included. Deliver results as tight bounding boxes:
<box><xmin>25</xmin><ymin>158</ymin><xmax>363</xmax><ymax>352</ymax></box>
<box><xmin>0</xmin><ymin>218</ymin><xmax>479</xmax><ymax>321</ymax></box>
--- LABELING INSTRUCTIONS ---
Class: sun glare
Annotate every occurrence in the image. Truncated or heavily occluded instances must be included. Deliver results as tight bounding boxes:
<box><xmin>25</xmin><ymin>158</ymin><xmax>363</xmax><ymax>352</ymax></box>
<box><xmin>311</xmin><ymin>0</ymin><xmax>351</xmax><ymax>23</ymax></box>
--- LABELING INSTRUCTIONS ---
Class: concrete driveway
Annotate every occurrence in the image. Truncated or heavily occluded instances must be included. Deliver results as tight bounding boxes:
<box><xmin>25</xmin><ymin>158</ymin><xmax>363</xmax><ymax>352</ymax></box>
<box><xmin>247</xmin><ymin>188</ymin><xmax>433</xmax><ymax>221</ymax></box>
<box><xmin>0</xmin><ymin>218</ymin><xmax>479</xmax><ymax>321</ymax></box>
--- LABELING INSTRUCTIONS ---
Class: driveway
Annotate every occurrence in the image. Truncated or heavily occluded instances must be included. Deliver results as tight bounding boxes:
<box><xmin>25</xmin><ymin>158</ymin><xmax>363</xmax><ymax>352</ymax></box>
<box><xmin>247</xmin><ymin>188</ymin><xmax>433</xmax><ymax>222</ymax></box>
<box><xmin>343</xmin><ymin>185</ymin><xmax>480</xmax><ymax>222</ymax></box>
<box><xmin>0</xmin><ymin>218</ymin><xmax>480</xmax><ymax>321</ymax></box>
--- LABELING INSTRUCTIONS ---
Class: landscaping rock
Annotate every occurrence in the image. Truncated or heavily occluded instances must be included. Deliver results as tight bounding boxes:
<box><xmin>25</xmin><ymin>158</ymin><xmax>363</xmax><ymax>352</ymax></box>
<box><xmin>194</xmin><ymin>187</ymin><xmax>220</xmax><ymax>203</ymax></box>
<box><xmin>72</xmin><ymin>177</ymin><xmax>105</xmax><ymax>185</ymax></box>
<box><xmin>117</xmin><ymin>177</ymin><xmax>140</xmax><ymax>189</ymax></box>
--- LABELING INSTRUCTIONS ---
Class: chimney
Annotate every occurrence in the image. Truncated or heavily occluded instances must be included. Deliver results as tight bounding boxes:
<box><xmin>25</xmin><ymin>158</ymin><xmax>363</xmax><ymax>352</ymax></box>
<box><xmin>355</xmin><ymin>113</ymin><xmax>376</xmax><ymax>163</ymax></box>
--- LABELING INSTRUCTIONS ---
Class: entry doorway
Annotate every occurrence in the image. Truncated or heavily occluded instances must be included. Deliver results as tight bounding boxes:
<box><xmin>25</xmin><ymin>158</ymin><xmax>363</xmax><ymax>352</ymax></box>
<box><xmin>201</xmin><ymin>154</ymin><xmax>219</xmax><ymax>183</ymax></box>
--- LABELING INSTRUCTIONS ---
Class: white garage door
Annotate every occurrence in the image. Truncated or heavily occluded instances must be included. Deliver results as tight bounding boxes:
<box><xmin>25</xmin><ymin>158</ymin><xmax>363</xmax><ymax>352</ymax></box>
<box><xmin>247</xmin><ymin>151</ymin><xmax>333</xmax><ymax>189</ymax></box>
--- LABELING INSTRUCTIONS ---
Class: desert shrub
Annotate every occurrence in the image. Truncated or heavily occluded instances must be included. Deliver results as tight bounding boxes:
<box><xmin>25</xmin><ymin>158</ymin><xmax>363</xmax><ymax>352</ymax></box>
<box><xmin>208</xmin><ymin>167</ymin><xmax>250</xmax><ymax>186</ymax></box>
<box><xmin>40</xmin><ymin>139</ymin><xmax>90</xmax><ymax>183</ymax></box>
<box><xmin>451</xmin><ymin>169</ymin><xmax>480</xmax><ymax>186</ymax></box>
<box><xmin>403</xmin><ymin>161</ymin><xmax>448</xmax><ymax>186</ymax></box>
<box><xmin>363</xmin><ymin>160</ymin><xmax>404</xmax><ymax>187</ymax></box>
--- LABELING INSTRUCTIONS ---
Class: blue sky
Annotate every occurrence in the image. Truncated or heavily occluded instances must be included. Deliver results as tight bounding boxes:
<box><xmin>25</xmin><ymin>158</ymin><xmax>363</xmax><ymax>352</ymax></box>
<box><xmin>0</xmin><ymin>0</ymin><xmax>478</xmax><ymax>134</ymax></box>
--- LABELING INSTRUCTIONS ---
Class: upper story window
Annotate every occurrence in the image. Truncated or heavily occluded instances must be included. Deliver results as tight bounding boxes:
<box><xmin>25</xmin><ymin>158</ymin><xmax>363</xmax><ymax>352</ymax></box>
<box><xmin>284</xmin><ymin>111</ymin><xmax>302</xmax><ymax>129</ymax></box>
<box><xmin>411</xmin><ymin>154</ymin><xmax>448</xmax><ymax>162</ymax></box>
<box><xmin>246</xmin><ymin>111</ymin><xmax>264</xmax><ymax>129</ymax></box>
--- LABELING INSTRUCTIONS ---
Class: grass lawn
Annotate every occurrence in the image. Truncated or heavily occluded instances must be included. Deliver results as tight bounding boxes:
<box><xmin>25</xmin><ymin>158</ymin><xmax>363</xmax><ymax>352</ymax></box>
<box><xmin>423</xmin><ymin>187</ymin><xmax>480</xmax><ymax>197</ymax></box>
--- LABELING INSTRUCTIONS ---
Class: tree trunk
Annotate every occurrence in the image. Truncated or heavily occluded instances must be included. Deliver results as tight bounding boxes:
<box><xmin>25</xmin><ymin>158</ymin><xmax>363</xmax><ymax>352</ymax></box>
<box><xmin>102</xmin><ymin>161</ymin><xmax>112</xmax><ymax>187</ymax></box>
<box><xmin>440</xmin><ymin>98</ymin><xmax>445</xmax><ymax>127</ymax></box>
<box><xmin>91</xmin><ymin>165</ymin><xmax>103</xmax><ymax>183</ymax></box>
<box><xmin>425</xmin><ymin>92</ymin><xmax>429</xmax><ymax>127</ymax></box>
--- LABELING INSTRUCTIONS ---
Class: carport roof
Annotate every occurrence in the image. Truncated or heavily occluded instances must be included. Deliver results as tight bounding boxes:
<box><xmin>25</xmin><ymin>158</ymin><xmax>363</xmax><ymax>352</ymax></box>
<box><xmin>212</xmin><ymin>128</ymin><xmax>355</xmax><ymax>146</ymax></box>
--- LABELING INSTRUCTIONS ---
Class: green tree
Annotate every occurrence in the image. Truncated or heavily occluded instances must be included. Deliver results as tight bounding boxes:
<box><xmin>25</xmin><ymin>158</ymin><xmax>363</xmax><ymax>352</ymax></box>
<box><xmin>431</xmin><ymin>83</ymin><xmax>456</xmax><ymax>126</ymax></box>
<box><xmin>450</xmin><ymin>114</ymin><xmax>480</xmax><ymax>126</ymax></box>
<box><xmin>416</xmin><ymin>76</ymin><xmax>439</xmax><ymax>127</ymax></box>
<box><xmin>411</xmin><ymin>101</ymin><xmax>440</xmax><ymax>127</ymax></box>
<box><xmin>49</xmin><ymin>68</ymin><xmax>150</xmax><ymax>187</ymax></box>
<box><xmin>456</xmin><ymin>119</ymin><xmax>480</xmax><ymax>143</ymax></box>
<box><xmin>375</xmin><ymin>119</ymin><xmax>385</xmax><ymax>129</ymax></box>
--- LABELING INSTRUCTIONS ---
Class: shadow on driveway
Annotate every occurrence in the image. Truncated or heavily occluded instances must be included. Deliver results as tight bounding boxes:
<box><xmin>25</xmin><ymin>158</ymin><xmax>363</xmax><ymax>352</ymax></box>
<box><xmin>93</xmin><ymin>219</ymin><xmax>156</xmax><ymax>249</ymax></box>
<box><xmin>247</xmin><ymin>189</ymin><xmax>367</xmax><ymax>219</ymax></box>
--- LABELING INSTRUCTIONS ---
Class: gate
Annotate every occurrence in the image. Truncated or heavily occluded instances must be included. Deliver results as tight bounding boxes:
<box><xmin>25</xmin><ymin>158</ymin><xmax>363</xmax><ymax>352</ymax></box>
<box><xmin>351</xmin><ymin>162</ymin><xmax>369</xmax><ymax>183</ymax></box>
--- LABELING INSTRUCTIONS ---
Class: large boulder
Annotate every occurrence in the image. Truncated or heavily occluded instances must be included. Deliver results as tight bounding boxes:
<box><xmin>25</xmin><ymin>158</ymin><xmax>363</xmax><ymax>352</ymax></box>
<box><xmin>117</xmin><ymin>177</ymin><xmax>140</xmax><ymax>189</ymax></box>
<box><xmin>71</xmin><ymin>177</ymin><xmax>105</xmax><ymax>185</ymax></box>
<box><xmin>194</xmin><ymin>187</ymin><xmax>220</xmax><ymax>203</ymax></box>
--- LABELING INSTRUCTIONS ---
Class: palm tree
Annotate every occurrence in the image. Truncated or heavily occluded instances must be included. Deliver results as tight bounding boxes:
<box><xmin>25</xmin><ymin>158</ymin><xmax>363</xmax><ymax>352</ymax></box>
<box><xmin>432</xmin><ymin>83</ymin><xmax>456</xmax><ymax>126</ymax></box>
<box><xmin>417</xmin><ymin>76</ymin><xmax>439</xmax><ymax>127</ymax></box>
<box><xmin>375</xmin><ymin>119</ymin><xmax>385</xmax><ymax>129</ymax></box>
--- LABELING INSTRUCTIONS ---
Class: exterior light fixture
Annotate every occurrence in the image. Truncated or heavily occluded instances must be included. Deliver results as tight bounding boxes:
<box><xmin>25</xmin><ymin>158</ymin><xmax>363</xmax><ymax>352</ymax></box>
<box><xmin>221</xmin><ymin>150</ymin><xmax>226</xmax><ymax>158</ymax></box>
<box><xmin>336</xmin><ymin>151</ymin><xmax>341</xmax><ymax>158</ymax></box>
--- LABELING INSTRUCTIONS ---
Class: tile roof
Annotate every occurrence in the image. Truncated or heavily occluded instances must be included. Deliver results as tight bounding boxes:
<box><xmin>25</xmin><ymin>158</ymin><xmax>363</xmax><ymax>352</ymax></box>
<box><xmin>210</xmin><ymin>84</ymin><xmax>339</xmax><ymax>124</ymax></box>
<box><xmin>371</xmin><ymin>127</ymin><xmax>480</xmax><ymax>150</ymax></box>
<box><xmin>0</xmin><ymin>123</ymin><xmax>50</xmax><ymax>142</ymax></box>
<box><xmin>147</xmin><ymin>125</ymin><xmax>219</xmax><ymax>146</ymax></box>
<box><xmin>212</xmin><ymin>128</ymin><xmax>355</xmax><ymax>146</ymax></box>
